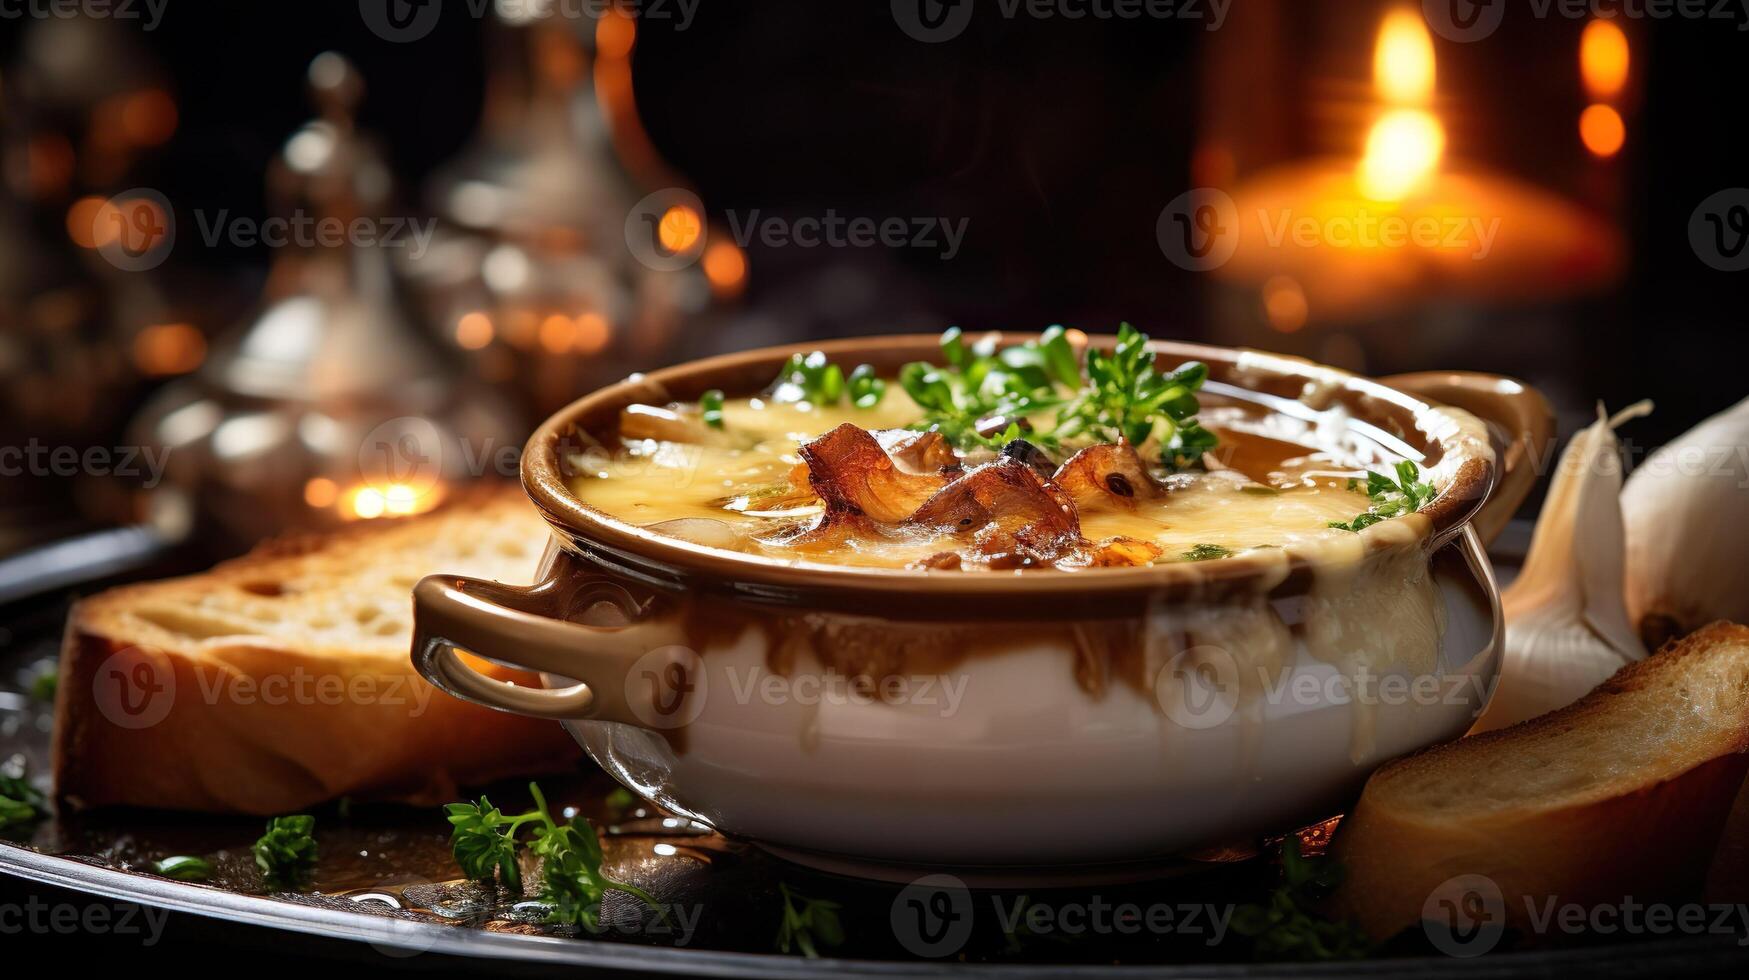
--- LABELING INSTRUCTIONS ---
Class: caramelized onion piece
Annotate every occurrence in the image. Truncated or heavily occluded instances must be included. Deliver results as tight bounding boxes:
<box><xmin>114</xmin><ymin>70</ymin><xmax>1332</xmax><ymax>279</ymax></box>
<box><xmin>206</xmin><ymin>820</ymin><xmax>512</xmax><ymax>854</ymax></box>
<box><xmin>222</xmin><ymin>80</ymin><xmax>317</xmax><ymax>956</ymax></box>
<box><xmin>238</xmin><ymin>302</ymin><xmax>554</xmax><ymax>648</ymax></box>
<box><xmin>999</xmin><ymin>438</ymin><xmax>1058</xmax><ymax>480</ymax></box>
<box><xmin>908</xmin><ymin>459</ymin><xmax>1078</xmax><ymax>535</ymax></box>
<box><xmin>620</xmin><ymin>404</ymin><xmax>710</xmax><ymax>444</ymax></box>
<box><xmin>971</xmin><ymin>522</ymin><xmax>1085</xmax><ymax>569</ymax></box>
<box><xmin>646</xmin><ymin>518</ymin><xmax>749</xmax><ymax>551</ymax></box>
<box><xmin>875</xmin><ymin>429</ymin><xmax>960</xmax><ymax>475</ymax></box>
<box><xmin>1086</xmin><ymin>536</ymin><xmax>1164</xmax><ymax>567</ymax></box>
<box><xmin>799</xmin><ymin>423</ymin><xmax>950</xmax><ymax>523</ymax></box>
<box><xmin>759</xmin><ymin>510</ymin><xmax>887</xmax><ymax>553</ymax></box>
<box><xmin>910</xmin><ymin>551</ymin><xmax>964</xmax><ymax>570</ymax></box>
<box><xmin>1052</xmin><ymin>443</ymin><xmax>1160</xmax><ymax>511</ymax></box>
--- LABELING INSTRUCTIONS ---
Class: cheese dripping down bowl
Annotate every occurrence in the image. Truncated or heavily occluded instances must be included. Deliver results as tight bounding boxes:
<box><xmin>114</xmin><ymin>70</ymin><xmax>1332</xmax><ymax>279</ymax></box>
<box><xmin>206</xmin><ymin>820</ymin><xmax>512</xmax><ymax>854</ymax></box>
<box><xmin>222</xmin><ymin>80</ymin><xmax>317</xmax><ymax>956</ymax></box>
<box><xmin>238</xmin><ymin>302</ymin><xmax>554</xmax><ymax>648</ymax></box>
<box><xmin>411</xmin><ymin>333</ymin><xmax>1550</xmax><ymax>876</ymax></box>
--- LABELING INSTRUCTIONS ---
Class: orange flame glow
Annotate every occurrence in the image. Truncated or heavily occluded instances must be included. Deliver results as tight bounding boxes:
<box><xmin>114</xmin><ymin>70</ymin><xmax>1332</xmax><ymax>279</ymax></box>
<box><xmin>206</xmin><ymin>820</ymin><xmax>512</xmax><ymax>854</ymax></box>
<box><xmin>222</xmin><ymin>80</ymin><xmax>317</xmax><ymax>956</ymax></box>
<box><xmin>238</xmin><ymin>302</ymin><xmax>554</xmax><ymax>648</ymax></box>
<box><xmin>1581</xmin><ymin>19</ymin><xmax>1629</xmax><ymax>100</ymax></box>
<box><xmin>1358</xmin><ymin>8</ymin><xmax>1445</xmax><ymax>201</ymax></box>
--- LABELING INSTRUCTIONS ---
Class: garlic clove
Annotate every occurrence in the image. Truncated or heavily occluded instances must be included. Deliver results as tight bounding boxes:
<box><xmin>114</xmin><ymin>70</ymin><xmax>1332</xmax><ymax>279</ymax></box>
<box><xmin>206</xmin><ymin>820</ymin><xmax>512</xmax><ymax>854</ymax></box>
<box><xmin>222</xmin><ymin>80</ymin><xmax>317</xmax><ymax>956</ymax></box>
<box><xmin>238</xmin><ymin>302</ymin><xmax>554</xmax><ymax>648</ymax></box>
<box><xmin>1623</xmin><ymin>394</ymin><xmax>1749</xmax><ymax>650</ymax></box>
<box><xmin>1473</xmin><ymin>401</ymin><xmax>1651</xmax><ymax>733</ymax></box>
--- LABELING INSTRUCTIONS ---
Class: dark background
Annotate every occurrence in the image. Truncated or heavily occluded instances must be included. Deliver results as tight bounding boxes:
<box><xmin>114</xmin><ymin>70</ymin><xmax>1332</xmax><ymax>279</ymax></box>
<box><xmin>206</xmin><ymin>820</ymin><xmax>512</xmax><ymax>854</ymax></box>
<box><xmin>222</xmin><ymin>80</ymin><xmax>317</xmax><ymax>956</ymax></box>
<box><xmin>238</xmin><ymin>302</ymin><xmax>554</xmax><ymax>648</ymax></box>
<box><xmin>5</xmin><ymin>0</ymin><xmax>1745</xmax><ymax>448</ymax></box>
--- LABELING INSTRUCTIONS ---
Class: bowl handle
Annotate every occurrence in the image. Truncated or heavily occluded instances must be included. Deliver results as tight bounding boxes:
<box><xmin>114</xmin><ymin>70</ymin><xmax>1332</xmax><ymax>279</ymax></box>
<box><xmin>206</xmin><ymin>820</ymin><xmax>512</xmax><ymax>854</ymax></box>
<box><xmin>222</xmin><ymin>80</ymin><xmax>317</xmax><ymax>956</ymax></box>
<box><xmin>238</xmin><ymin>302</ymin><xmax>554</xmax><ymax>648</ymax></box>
<box><xmin>411</xmin><ymin>554</ymin><xmax>670</xmax><ymax>724</ymax></box>
<box><xmin>1379</xmin><ymin>371</ymin><xmax>1554</xmax><ymax>546</ymax></box>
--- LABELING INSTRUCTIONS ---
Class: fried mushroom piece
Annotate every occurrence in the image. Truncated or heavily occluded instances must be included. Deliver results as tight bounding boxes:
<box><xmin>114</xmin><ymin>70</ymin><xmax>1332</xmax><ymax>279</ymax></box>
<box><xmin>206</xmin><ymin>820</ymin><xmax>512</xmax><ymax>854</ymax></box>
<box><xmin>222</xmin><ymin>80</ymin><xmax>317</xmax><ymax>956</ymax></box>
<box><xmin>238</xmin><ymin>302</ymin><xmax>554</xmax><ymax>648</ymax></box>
<box><xmin>1052</xmin><ymin>442</ymin><xmax>1160</xmax><ymax>512</ymax></box>
<box><xmin>798</xmin><ymin>423</ymin><xmax>950</xmax><ymax>523</ymax></box>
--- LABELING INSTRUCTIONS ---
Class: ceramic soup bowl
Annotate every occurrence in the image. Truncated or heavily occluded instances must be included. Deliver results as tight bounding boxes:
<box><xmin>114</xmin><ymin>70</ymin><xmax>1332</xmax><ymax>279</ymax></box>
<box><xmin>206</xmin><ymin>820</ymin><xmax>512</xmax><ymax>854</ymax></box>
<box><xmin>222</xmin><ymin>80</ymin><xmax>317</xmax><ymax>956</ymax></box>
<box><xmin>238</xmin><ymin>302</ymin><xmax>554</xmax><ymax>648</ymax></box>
<box><xmin>411</xmin><ymin>335</ymin><xmax>1551</xmax><ymax>876</ymax></box>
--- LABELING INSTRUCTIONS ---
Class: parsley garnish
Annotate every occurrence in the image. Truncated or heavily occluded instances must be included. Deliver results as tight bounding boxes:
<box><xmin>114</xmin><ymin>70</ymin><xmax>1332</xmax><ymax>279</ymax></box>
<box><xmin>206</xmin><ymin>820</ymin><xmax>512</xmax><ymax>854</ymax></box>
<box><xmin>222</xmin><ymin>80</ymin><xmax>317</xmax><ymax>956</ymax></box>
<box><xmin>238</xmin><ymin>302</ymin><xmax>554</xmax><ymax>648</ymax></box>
<box><xmin>897</xmin><ymin>324</ymin><xmax>1215</xmax><ymax>469</ymax></box>
<box><xmin>446</xmin><ymin>795</ymin><xmax>530</xmax><ymax>892</ymax></box>
<box><xmin>1054</xmin><ymin>323</ymin><xmax>1214</xmax><ymax>470</ymax></box>
<box><xmin>1328</xmin><ymin>461</ymin><xmax>1435</xmax><ymax>532</ymax></box>
<box><xmin>770</xmin><ymin>352</ymin><xmax>885</xmax><ymax>409</ymax></box>
<box><xmin>699</xmin><ymin>388</ymin><xmax>726</xmax><ymax>429</ymax></box>
<box><xmin>775</xmin><ymin>882</ymin><xmax>844</xmax><ymax>958</ymax></box>
<box><xmin>153</xmin><ymin>856</ymin><xmax>213</xmax><ymax>882</ymax></box>
<box><xmin>896</xmin><ymin>326</ymin><xmax>1074</xmax><ymax>451</ymax></box>
<box><xmin>1232</xmin><ymin>837</ymin><xmax>1371</xmax><ymax>961</ymax></box>
<box><xmin>445</xmin><ymin>783</ymin><xmax>657</xmax><ymax>929</ymax></box>
<box><xmin>0</xmin><ymin>770</ymin><xmax>45</xmax><ymax>830</ymax></box>
<box><xmin>1181</xmin><ymin>543</ymin><xmax>1233</xmax><ymax>562</ymax></box>
<box><xmin>252</xmin><ymin>815</ymin><xmax>317</xmax><ymax>889</ymax></box>
<box><xmin>848</xmin><ymin>364</ymin><xmax>886</xmax><ymax>408</ymax></box>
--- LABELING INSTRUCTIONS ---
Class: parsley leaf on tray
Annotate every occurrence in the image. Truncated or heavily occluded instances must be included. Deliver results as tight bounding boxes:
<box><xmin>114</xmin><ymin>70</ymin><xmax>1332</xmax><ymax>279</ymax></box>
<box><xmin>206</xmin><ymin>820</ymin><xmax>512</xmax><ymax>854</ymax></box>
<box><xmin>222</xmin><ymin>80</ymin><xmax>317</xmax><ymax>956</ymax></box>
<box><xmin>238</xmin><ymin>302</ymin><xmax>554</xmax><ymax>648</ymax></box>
<box><xmin>153</xmin><ymin>855</ymin><xmax>215</xmax><ymax>882</ymax></box>
<box><xmin>0</xmin><ymin>771</ymin><xmax>45</xmax><ymax>830</ymax></box>
<box><xmin>252</xmin><ymin>815</ymin><xmax>318</xmax><ymax>889</ymax></box>
<box><xmin>776</xmin><ymin>882</ymin><xmax>845</xmax><ymax>958</ymax></box>
<box><xmin>445</xmin><ymin>782</ymin><xmax>657</xmax><ymax>930</ymax></box>
<box><xmin>1232</xmin><ymin>838</ymin><xmax>1371</xmax><ymax>961</ymax></box>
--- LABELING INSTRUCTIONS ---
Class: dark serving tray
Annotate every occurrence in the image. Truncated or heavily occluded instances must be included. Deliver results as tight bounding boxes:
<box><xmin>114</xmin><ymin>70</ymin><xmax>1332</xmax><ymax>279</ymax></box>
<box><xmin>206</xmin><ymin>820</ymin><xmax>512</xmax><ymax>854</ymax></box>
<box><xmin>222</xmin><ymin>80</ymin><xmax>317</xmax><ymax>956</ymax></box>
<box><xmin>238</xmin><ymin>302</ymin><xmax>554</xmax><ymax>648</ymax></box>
<box><xmin>3</xmin><ymin>525</ymin><xmax>1747</xmax><ymax>976</ymax></box>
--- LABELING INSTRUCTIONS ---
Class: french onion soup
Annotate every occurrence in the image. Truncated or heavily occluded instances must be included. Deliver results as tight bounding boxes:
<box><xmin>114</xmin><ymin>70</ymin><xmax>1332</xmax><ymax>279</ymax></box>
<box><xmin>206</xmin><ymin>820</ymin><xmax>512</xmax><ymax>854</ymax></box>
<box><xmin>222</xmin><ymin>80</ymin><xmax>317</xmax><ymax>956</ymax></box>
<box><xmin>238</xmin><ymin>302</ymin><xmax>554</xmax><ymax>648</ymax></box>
<box><xmin>566</xmin><ymin>326</ymin><xmax>1439</xmax><ymax>572</ymax></box>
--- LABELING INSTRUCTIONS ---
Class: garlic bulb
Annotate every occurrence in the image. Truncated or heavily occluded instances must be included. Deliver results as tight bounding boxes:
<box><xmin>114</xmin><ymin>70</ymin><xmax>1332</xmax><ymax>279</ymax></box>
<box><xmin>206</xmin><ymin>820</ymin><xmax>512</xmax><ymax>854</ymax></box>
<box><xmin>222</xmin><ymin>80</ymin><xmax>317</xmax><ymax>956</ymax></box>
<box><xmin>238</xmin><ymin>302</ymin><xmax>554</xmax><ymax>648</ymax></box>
<box><xmin>1473</xmin><ymin>401</ymin><xmax>1651</xmax><ymax>733</ymax></box>
<box><xmin>1622</xmin><ymin>395</ymin><xmax>1749</xmax><ymax>650</ymax></box>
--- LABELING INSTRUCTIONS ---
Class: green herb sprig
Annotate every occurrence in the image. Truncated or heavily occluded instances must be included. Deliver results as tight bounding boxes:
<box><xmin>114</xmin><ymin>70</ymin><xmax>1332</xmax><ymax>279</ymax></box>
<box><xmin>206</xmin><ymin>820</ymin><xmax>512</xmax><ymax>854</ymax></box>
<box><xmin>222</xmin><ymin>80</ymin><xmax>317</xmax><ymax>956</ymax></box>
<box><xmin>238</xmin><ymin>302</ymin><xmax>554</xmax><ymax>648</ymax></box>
<box><xmin>775</xmin><ymin>883</ymin><xmax>845</xmax><ymax>958</ymax></box>
<box><xmin>252</xmin><ymin>815</ymin><xmax>317</xmax><ymax>889</ymax></box>
<box><xmin>153</xmin><ymin>856</ymin><xmax>213</xmax><ymax>882</ymax></box>
<box><xmin>0</xmin><ymin>771</ymin><xmax>45</xmax><ymax>830</ymax></box>
<box><xmin>1231</xmin><ymin>838</ymin><xmax>1371</xmax><ymax>961</ymax></box>
<box><xmin>894</xmin><ymin>324</ymin><xmax>1215</xmax><ymax>470</ymax></box>
<box><xmin>1053</xmin><ymin>323</ymin><xmax>1215</xmax><ymax>470</ymax></box>
<box><xmin>896</xmin><ymin>326</ymin><xmax>1077</xmax><ymax>452</ymax></box>
<box><xmin>446</xmin><ymin>783</ymin><xmax>657</xmax><ymax>929</ymax></box>
<box><xmin>447</xmin><ymin>795</ymin><xmax>531</xmax><ymax>892</ymax></box>
<box><xmin>770</xmin><ymin>352</ymin><xmax>885</xmax><ymax>409</ymax></box>
<box><xmin>699</xmin><ymin>388</ymin><xmax>726</xmax><ymax>429</ymax></box>
<box><xmin>1181</xmin><ymin>543</ymin><xmax>1233</xmax><ymax>562</ymax></box>
<box><xmin>1328</xmin><ymin>461</ymin><xmax>1436</xmax><ymax>532</ymax></box>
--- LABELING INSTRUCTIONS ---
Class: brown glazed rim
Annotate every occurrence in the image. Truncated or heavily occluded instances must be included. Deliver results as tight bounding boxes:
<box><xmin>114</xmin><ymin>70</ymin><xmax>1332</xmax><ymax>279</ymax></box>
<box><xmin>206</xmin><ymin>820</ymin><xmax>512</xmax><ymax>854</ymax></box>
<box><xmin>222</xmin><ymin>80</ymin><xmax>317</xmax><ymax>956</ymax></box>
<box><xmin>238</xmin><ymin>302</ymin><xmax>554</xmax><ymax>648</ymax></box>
<box><xmin>520</xmin><ymin>334</ymin><xmax>1495</xmax><ymax>610</ymax></box>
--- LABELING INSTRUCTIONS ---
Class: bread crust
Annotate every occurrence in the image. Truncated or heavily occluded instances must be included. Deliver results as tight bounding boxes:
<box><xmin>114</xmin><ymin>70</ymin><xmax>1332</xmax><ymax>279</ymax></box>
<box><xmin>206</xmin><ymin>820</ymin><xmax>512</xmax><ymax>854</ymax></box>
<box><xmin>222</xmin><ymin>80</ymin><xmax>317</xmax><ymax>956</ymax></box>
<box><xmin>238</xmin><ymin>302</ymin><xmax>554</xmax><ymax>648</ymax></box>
<box><xmin>1332</xmin><ymin>622</ymin><xmax>1749</xmax><ymax>941</ymax></box>
<box><xmin>52</xmin><ymin>490</ymin><xmax>582</xmax><ymax>815</ymax></box>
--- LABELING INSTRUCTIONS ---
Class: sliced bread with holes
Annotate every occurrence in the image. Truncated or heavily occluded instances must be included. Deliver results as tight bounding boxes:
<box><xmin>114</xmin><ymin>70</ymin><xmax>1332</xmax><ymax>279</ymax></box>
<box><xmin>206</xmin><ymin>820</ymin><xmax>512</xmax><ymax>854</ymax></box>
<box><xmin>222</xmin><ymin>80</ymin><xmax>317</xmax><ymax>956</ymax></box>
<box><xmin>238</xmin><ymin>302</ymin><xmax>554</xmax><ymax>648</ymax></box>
<box><xmin>53</xmin><ymin>487</ymin><xmax>581</xmax><ymax>815</ymax></box>
<box><xmin>1331</xmin><ymin>621</ymin><xmax>1749</xmax><ymax>941</ymax></box>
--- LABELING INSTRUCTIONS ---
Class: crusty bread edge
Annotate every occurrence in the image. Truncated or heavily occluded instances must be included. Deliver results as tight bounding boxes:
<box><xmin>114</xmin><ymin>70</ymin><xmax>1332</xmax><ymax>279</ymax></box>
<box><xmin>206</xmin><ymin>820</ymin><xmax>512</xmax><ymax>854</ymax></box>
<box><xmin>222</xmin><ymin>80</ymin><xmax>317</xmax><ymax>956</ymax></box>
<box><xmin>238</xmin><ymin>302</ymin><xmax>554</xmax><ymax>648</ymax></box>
<box><xmin>1332</xmin><ymin>621</ymin><xmax>1749</xmax><ymax>941</ymax></box>
<box><xmin>52</xmin><ymin>491</ymin><xmax>583</xmax><ymax>815</ymax></box>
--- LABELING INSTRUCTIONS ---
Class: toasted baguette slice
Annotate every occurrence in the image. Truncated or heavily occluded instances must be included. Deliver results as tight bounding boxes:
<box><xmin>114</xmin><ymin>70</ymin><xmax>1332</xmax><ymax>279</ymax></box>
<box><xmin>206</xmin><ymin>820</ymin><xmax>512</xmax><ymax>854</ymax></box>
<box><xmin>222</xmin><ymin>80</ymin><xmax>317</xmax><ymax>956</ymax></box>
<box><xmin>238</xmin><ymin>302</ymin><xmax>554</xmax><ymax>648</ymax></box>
<box><xmin>1332</xmin><ymin>621</ymin><xmax>1749</xmax><ymax>940</ymax></box>
<box><xmin>54</xmin><ymin>487</ymin><xmax>581</xmax><ymax>815</ymax></box>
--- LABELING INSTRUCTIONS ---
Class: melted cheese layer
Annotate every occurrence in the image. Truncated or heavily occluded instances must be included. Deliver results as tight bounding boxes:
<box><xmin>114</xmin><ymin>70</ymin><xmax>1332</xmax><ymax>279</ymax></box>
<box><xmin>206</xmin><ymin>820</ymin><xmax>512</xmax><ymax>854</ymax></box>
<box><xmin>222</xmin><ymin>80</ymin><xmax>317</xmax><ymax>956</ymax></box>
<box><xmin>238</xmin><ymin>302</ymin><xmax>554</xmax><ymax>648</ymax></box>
<box><xmin>567</xmin><ymin>396</ymin><xmax>1383</xmax><ymax>569</ymax></box>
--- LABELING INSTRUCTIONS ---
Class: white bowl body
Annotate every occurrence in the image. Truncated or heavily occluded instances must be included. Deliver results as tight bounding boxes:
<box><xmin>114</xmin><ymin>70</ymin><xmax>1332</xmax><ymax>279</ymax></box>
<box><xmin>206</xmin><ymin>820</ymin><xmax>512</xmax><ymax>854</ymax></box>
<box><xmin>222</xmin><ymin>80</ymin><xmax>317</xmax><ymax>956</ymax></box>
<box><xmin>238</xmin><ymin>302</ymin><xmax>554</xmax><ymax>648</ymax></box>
<box><xmin>561</xmin><ymin>530</ymin><xmax>1500</xmax><ymax>871</ymax></box>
